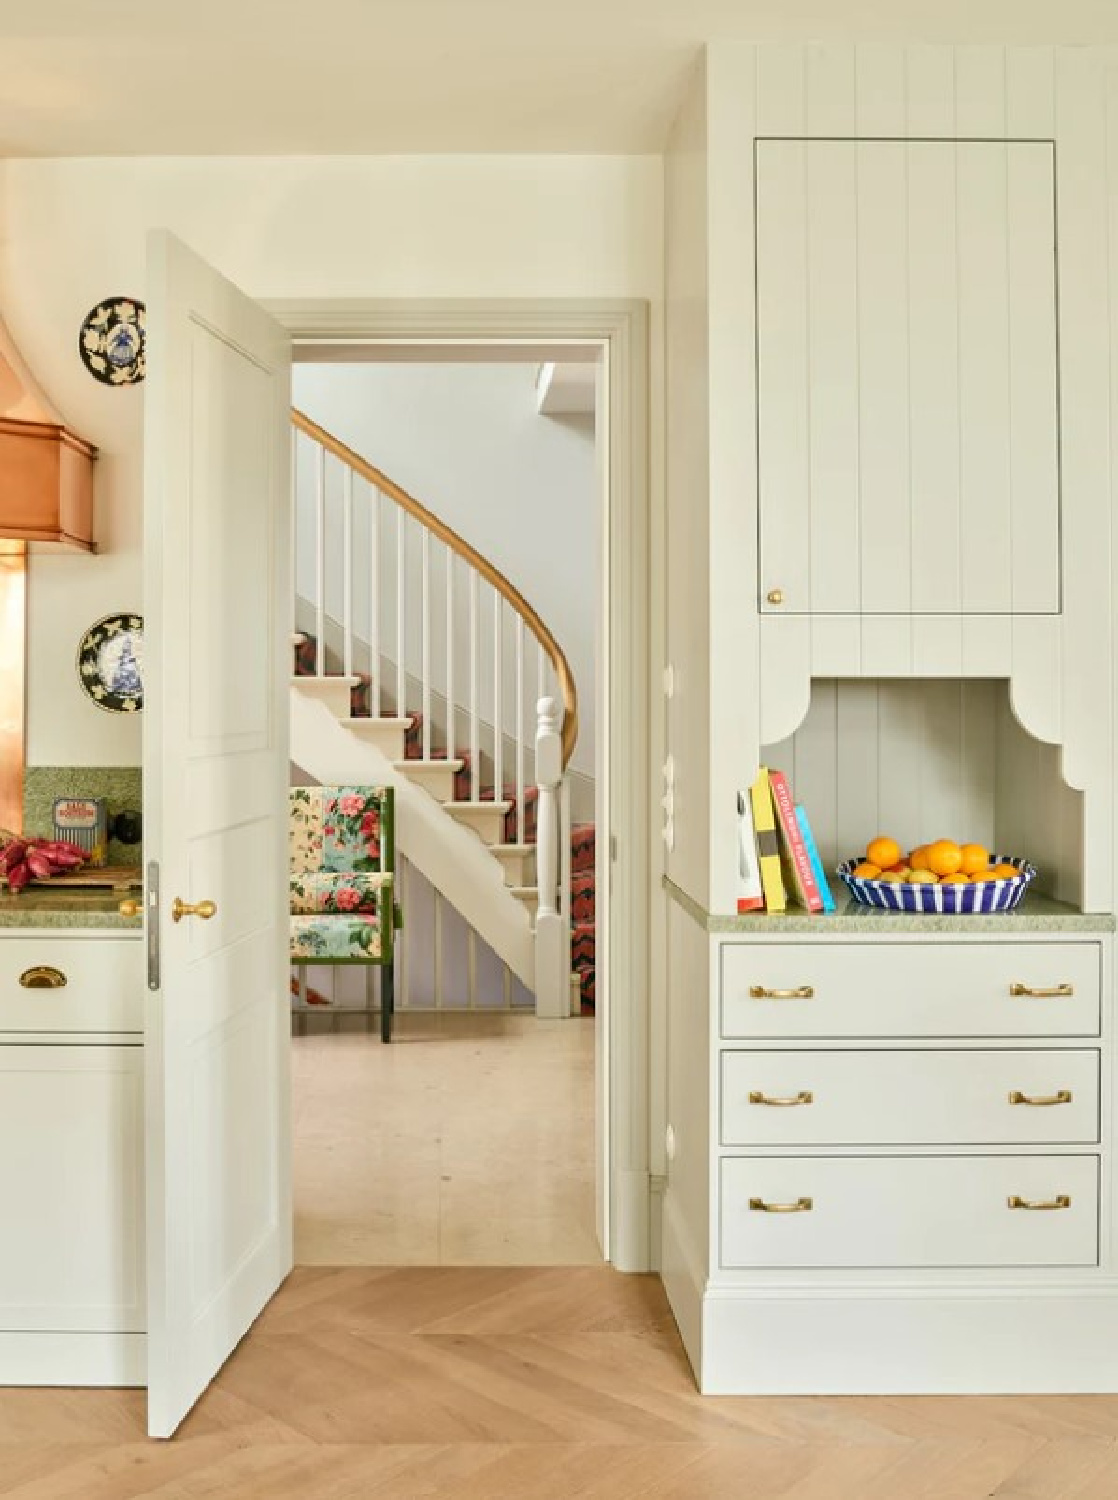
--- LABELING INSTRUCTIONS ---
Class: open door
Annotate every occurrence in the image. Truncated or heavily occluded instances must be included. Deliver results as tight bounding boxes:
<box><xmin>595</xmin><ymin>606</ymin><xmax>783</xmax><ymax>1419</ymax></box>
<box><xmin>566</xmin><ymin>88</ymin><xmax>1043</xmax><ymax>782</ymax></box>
<box><xmin>143</xmin><ymin>232</ymin><xmax>292</xmax><ymax>1438</ymax></box>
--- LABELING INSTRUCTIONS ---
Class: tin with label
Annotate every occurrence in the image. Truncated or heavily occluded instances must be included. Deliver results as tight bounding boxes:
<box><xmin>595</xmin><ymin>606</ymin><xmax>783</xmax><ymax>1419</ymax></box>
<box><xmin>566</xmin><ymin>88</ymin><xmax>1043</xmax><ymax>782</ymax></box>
<box><xmin>52</xmin><ymin>797</ymin><xmax>109</xmax><ymax>867</ymax></box>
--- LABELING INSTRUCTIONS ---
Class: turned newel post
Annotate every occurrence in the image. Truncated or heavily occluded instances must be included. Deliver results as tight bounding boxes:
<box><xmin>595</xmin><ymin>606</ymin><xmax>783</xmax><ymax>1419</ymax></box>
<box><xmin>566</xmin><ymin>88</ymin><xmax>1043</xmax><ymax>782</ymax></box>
<box><xmin>535</xmin><ymin>695</ymin><xmax>568</xmax><ymax>1018</ymax></box>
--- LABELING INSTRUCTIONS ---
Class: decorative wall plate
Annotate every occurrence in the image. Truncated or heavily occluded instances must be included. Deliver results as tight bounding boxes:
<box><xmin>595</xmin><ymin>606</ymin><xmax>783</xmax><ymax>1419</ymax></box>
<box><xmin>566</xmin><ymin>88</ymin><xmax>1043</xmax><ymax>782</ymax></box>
<box><xmin>78</xmin><ymin>298</ymin><xmax>146</xmax><ymax>385</ymax></box>
<box><xmin>77</xmin><ymin>614</ymin><xmax>143</xmax><ymax>713</ymax></box>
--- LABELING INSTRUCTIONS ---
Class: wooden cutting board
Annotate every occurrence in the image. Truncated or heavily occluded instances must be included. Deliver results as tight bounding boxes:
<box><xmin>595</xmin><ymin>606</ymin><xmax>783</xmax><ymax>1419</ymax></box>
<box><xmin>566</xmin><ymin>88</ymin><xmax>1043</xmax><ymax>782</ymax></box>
<box><xmin>0</xmin><ymin>865</ymin><xmax>142</xmax><ymax>891</ymax></box>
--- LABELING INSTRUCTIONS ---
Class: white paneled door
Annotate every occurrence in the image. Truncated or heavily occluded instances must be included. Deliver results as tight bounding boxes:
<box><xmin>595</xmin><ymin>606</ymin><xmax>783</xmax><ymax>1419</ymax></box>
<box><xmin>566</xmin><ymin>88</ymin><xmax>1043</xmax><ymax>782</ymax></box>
<box><xmin>143</xmin><ymin>233</ymin><xmax>292</xmax><ymax>1438</ymax></box>
<box><xmin>756</xmin><ymin>139</ymin><xmax>1060</xmax><ymax>616</ymax></box>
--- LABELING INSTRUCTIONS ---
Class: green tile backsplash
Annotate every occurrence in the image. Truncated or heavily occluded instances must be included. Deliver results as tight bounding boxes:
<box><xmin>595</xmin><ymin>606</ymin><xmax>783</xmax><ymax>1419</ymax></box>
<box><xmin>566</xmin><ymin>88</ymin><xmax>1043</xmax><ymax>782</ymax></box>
<box><xmin>23</xmin><ymin>767</ymin><xmax>142</xmax><ymax>867</ymax></box>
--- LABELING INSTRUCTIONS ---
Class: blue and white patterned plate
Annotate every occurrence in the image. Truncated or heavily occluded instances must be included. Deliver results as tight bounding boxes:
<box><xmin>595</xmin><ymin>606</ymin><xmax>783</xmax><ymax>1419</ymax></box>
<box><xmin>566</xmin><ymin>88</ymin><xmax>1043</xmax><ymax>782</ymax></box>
<box><xmin>78</xmin><ymin>297</ymin><xmax>146</xmax><ymax>385</ymax></box>
<box><xmin>837</xmin><ymin>856</ymin><xmax>1037</xmax><ymax>914</ymax></box>
<box><xmin>76</xmin><ymin>613</ymin><xmax>143</xmax><ymax>713</ymax></box>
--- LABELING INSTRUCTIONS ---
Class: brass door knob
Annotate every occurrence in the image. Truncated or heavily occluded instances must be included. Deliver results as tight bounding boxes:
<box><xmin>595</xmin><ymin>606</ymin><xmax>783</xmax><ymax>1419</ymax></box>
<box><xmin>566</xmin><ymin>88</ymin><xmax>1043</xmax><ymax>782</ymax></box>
<box><xmin>766</xmin><ymin>588</ymin><xmax>785</xmax><ymax>606</ymax></box>
<box><xmin>118</xmin><ymin>899</ymin><xmax>141</xmax><ymax>918</ymax></box>
<box><xmin>172</xmin><ymin>898</ymin><xmax>217</xmax><ymax>923</ymax></box>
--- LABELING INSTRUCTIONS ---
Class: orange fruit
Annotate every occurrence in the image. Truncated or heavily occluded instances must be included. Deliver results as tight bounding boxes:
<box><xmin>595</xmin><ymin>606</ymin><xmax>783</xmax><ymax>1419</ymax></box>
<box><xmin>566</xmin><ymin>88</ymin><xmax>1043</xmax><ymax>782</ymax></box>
<box><xmin>852</xmin><ymin>861</ymin><xmax>881</xmax><ymax>879</ymax></box>
<box><xmin>866</xmin><ymin>836</ymin><xmax>902</xmax><ymax>870</ymax></box>
<box><xmin>991</xmin><ymin>863</ymin><xmax>1020</xmax><ymax>879</ymax></box>
<box><xmin>926</xmin><ymin>839</ymin><xmax>963</xmax><ymax>877</ymax></box>
<box><xmin>908</xmin><ymin>869</ymin><xmax>938</xmax><ymax>885</ymax></box>
<box><xmin>970</xmin><ymin>871</ymin><xmax>999</xmax><ymax>882</ymax></box>
<box><xmin>909</xmin><ymin>846</ymin><xmax>930</xmax><ymax>871</ymax></box>
<box><xmin>959</xmin><ymin>843</ymin><xmax>990</xmax><ymax>876</ymax></box>
<box><xmin>885</xmin><ymin>862</ymin><xmax>910</xmax><ymax>875</ymax></box>
<box><xmin>939</xmin><ymin>872</ymin><xmax>969</xmax><ymax>884</ymax></box>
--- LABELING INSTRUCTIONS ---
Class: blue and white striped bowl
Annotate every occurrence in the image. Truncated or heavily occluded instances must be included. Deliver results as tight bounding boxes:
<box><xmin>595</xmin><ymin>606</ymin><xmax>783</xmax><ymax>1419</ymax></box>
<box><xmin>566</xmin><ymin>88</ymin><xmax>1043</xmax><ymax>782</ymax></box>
<box><xmin>837</xmin><ymin>856</ymin><xmax>1037</xmax><ymax>914</ymax></box>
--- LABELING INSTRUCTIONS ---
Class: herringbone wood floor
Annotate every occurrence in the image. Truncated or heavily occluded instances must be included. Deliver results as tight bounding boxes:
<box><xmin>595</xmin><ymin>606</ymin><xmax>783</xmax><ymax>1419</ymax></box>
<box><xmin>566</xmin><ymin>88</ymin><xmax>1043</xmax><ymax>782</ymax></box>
<box><xmin>6</xmin><ymin>1267</ymin><xmax>1118</xmax><ymax>1498</ymax></box>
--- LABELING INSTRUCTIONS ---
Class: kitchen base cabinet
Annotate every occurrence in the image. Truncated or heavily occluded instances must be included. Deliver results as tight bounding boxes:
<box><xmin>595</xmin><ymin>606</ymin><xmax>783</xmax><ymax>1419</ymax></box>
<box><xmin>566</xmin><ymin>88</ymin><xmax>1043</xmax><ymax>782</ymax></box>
<box><xmin>0</xmin><ymin>930</ymin><xmax>145</xmax><ymax>1387</ymax></box>
<box><xmin>661</xmin><ymin>918</ymin><xmax>1118</xmax><ymax>1394</ymax></box>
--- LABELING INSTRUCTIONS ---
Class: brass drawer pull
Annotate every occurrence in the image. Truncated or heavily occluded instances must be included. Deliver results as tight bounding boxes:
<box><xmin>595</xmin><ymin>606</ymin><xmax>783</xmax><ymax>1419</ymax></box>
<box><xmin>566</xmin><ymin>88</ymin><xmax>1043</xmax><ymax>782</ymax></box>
<box><xmin>749</xmin><ymin>1090</ymin><xmax>814</xmax><ymax>1107</ymax></box>
<box><xmin>749</xmin><ymin>1196</ymin><xmax>813</xmax><ymax>1213</ymax></box>
<box><xmin>19</xmin><ymin>965</ymin><xmax>67</xmax><ymax>989</ymax></box>
<box><xmin>1008</xmin><ymin>1194</ymin><xmax>1071</xmax><ymax>1211</ymax></box>
<box><xmin>749</xmin><ymin>985</ymin><xmax>814</xmax><ymax>1000</ymax></box>
<box><xmin>1009</xmin><ymin>1089</ymin><xmax>1072</xmax><ymax>1107</ymax></box>
<box><xmin>1009</xmin><ymin>982</ymin><xmax>1073</xmax><ymax>998</ymax></box>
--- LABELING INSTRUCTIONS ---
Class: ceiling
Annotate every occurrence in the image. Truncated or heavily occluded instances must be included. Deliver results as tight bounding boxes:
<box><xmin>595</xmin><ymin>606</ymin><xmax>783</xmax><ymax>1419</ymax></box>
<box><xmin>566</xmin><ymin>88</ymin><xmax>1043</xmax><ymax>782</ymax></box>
<box><xmin>1</xmin><ymin>1</ymin><xmax>1116</xmax><ymax>157</ymax></box>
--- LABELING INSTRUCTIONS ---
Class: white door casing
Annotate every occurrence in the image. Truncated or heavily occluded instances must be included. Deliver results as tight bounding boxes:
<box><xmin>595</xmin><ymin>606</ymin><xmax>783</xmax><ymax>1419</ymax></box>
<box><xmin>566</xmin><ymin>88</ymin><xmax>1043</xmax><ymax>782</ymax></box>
<box><xmin>143</xmin><ymin>232</ymin><xmax>293</xmax><ymax>1438</ymax></box>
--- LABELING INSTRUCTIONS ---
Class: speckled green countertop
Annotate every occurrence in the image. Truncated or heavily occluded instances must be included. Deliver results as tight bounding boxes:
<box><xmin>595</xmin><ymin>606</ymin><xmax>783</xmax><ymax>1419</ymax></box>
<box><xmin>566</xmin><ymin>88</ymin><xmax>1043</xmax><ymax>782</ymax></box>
<box><xmin>0</xmin><ymin>888</ymin><xmax>142</xmax><ymax>931</ymax></box>
<box><xmin>664</xmin><ymin>878</ymin><xmax>1115</xmax><ymax>935</ymax></box>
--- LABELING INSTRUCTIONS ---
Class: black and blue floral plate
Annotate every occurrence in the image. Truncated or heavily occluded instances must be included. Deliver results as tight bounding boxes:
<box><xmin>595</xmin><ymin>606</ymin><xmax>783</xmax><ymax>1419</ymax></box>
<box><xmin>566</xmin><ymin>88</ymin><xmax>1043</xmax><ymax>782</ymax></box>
<box><xmin>77</xmin><ymin>613</ymin><xmax>144</xmax><ymax>713</ymax></box>
<box><xmin>78</xmin><ymin>298</ymin><xmax>146</xmax><ymax>385</ymax></box>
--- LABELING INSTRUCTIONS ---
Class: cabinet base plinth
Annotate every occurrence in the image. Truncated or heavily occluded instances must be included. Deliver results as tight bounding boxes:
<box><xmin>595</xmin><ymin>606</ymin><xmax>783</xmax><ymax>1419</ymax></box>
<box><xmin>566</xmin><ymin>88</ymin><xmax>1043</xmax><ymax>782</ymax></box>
<box><xmin>0</xmin><ymin>1332</ymin><xmax>145</xmax><ymax>1387</ymax></box>
<box><xmin>698</xmin><ymin>1288</ymin><xmax>1118</xmax><ymax>1395</ymax></box>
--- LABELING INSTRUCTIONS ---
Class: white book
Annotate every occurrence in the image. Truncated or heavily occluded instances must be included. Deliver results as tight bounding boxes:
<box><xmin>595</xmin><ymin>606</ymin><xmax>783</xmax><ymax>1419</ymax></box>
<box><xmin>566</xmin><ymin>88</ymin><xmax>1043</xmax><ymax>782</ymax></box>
<box><xmin>736</xmin><ymin>790</ymin><xmax>764</xmax><ymax>913</ymax></box>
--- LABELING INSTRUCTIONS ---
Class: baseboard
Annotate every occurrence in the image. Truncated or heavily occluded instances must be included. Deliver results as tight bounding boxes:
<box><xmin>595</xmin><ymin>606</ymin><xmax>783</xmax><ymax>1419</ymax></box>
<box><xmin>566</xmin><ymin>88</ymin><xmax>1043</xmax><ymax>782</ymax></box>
<box><xmin>659</xmin><ymin>1189</ymin><xmax>706</xmax><ymax>1383</ymax></box>
<box><xmin>0</xmin><ymin>1331</ymin><xmax>146</xmax><ymax>1387</ymax></box>
<box><xmin>700</xmin><ymin>1288</ymin><xmax>1118</xmax><ymax>1395</ymax></box>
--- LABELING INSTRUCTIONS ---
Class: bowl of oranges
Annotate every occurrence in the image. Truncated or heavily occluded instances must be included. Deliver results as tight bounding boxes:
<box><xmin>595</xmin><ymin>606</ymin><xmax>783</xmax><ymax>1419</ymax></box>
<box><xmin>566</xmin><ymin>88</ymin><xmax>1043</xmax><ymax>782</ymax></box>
<box><xmin>837</xmin><ymin>837</ymin><xmax>1037</xmax><ymax>914</ymax></box>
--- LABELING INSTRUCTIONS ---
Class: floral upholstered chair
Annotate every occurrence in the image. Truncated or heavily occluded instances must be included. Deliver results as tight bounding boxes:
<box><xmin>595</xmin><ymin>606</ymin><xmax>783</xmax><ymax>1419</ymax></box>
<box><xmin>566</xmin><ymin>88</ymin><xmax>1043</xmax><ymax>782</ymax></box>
<box><xmin>289</xmin><ymin>784</ymin><xmax>398</xmax><ymax>1042</ymax></box>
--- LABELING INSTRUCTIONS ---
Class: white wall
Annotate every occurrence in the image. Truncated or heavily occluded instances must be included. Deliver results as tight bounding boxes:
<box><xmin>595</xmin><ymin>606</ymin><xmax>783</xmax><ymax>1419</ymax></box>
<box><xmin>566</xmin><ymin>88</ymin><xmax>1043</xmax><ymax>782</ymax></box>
<box><xmin>292</xmin><ymin>360</ymin><xmax>599</xmax><ymax>776</ymax></box>
<box><xmin>0</xmin><ymin>153</ymin><xmax>663</xmax><ymax>765</ymax></box>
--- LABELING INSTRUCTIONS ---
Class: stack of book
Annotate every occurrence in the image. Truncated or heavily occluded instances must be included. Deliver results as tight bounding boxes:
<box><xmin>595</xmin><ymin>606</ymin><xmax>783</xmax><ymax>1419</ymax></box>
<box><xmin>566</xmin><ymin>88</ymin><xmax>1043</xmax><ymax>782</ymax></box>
<box><xmin>736</xmin><ymin>767</ymin><xmax>835</xmax><ymax>916</ymax></box>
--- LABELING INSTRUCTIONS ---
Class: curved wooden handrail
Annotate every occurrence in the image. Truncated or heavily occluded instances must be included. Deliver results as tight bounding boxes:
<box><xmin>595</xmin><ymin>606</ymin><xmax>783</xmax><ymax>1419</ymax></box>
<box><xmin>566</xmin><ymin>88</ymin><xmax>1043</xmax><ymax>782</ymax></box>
<box><xmin>291</xmin><ymin>408</ymin><xmax>579</xmax><ymax>768</ymax></box>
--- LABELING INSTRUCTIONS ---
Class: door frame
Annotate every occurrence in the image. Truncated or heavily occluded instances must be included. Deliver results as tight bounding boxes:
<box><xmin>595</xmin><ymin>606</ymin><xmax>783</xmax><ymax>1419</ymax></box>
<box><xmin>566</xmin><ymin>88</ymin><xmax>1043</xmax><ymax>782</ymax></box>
<box><xmin>268</xmin><ymin>297</ymin><xmax>652</xmax><ymax>1272</ymax></box>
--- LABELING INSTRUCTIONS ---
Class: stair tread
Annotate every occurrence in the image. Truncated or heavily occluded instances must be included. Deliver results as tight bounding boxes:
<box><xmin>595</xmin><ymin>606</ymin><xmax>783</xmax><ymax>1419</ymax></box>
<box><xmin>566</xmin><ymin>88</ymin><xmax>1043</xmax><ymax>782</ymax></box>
<box><xmin>446</xmin><ymin>799</ymin><xmax>513</xmax><ymax>813</ymax></box>
<box><xmin>396</xmin><ymin>758</ymin><xmax>466</xmax><ymax>772</ymax></box>
<box><xmin>291</xmin><ymin>673</ymin><xmax>364</xmax><ymax>689</ymax></box>
<box><xmin>344</xmin><ymin>715</ymin><xmax>413</xmax><ymax>729</ymax></box>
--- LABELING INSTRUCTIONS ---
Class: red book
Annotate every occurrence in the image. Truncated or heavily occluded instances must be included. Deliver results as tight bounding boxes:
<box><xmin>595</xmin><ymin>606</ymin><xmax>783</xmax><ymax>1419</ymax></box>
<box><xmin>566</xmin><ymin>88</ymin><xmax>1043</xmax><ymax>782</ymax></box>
<box><xmin>767</xmin><ymin>769</ymin><xmax>823</xmax><ymax>913</ymax></box>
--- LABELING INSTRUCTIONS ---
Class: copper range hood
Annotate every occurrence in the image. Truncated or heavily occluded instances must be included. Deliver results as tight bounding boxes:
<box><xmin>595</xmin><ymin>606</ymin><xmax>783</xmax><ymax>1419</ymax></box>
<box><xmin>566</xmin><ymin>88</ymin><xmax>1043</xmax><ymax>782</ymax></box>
<box><xmin>0</xmin><ymin>316</ymin><xmax>97</xmax><ymax>552</ymax></box>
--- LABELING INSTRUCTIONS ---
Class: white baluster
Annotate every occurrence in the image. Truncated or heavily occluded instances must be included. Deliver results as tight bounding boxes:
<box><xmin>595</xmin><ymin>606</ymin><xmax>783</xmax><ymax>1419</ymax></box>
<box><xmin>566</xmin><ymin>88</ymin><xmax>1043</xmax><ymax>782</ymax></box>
<box><xmin>422</xmin><ymin>528</ymin><xmax>432</xmax><ymax>759</ymax></box>
<box><xmin>315</xmin><ymin>444</ymin><xmax>326</xmax><ymax>676</ymax></box>
<box><xmin>560</xmin><ymin>772</ymin><xmax>573</xmax><ymax>1011</ymax></box>
<box><xmin>493</xmin><ymin>593</ymin><xmax>504</xmax><ymax>806</ymax></box>
<box><xmin>469</xmin><ymin>570</ymin><xmax>480</xmax><ymax>800</ymax></box>
<box><xmin>515</xmin><ymin>617</ymin><xmax>525</xmax><ymax>847</ymax></box>
<box><xmin>396</xmin><ymin>509</ymin><xmax>406</xmax><ymax>717</ymax></box>
<box><xmin>445</xmin><ymin>548</ymin><xmax>455</xmax><ymax>759</ymax></box>
<box><xmin>534</xmin><ymin>696</ymin><xmax>567</xmax><ymax>1019</ymax></box>
<box><xmin>342</xmin><ymin>464</ymin><xmax>353</xmax><ymax>680</ymax></box>
<box><xmin>370</xmin><ymin>488</ymin><xmax>381</xmax><ymax>717</ymax></box>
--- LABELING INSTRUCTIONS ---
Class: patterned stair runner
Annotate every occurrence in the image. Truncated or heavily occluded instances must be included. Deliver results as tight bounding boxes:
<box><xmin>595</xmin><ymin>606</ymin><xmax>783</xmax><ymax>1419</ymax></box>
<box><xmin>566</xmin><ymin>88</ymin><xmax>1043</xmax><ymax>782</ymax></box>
<box><xmin>294</xmin><ymin>637</ymin><xmax>596</xmax><ymax>1011</ymax></box>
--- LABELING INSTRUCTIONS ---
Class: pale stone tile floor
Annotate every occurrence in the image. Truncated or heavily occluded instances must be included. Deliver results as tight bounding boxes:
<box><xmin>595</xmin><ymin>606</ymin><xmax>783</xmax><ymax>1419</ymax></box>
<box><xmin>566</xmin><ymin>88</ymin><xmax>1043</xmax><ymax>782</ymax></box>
<box><xmin>292</xmin><ymin>1009</ymin><xmax>600</xmax><ymax>1266</ymax></box>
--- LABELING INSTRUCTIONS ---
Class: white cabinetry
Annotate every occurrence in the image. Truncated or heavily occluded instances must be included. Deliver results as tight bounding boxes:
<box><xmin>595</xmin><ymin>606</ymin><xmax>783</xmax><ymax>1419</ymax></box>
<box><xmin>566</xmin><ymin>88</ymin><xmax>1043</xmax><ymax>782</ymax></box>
<box><xmin>0</xmin><ymin>931</ymin><xmax>145</xmax><ymax>1386</ymax></box>
<box><xmin>757</xmin><ymin>138</ymin><xmax>1060</xmax><ymax>617</ymax></box>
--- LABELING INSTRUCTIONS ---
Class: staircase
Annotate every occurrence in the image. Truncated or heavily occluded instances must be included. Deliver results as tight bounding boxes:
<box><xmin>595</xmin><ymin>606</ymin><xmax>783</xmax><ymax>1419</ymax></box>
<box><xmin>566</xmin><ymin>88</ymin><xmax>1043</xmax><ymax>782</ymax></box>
<box><xmin>289</xmin><ymin>409</ymin><xmax>595</xmax><ymax>1017</ymax></box>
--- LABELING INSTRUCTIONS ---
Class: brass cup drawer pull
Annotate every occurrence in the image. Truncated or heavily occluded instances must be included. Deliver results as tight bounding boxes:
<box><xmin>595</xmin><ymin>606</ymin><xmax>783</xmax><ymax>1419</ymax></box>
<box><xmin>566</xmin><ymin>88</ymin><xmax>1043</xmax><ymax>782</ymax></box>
<box><xmin>18</xmin><ymin>965</ymin><xmax>67</xmax><ymax>989</ymax></box>
<box><xmin>1008</xmin><ymin>1194</ymin><xmax>1071</xmax><ymax>1212</ymax></box>
<box><xmin>1009</xmin><ymin>1089</ymin><xmax>1072</xmax><ymax>1107</ymax></box>
<box><xmin>1009</xmin><ymin>982</ymin><xmax>1074</xmax><ymax>998</ymax></box>
<box><xmin>749</xmin><ymin>985</ymin><xmax>815</xmax><ymax>1000</ymax></box>
<box><xmin>748</xmin><ymin>1090</ymin><xmax>814</xmax><ymax>1107</ymax></box>
<box><xmin>172</xmin><ymin>898</ymin><xmax>217</xmax><ymax>923</ymax></box>
<box><xmin>749</xmin><ymin>1196</ymin><xmax>813</xmax><ymax>1214</ymax></box>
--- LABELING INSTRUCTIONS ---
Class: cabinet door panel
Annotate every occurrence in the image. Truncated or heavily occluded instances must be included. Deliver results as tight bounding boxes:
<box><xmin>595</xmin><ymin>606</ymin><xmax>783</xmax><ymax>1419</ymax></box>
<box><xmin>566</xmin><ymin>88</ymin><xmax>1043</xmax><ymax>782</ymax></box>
<box><xmin>756</xmin><ymin>139</ymin><xmax>1059</xmax><ymax>617</ymax></box>
<box><xmin>0</xmin><ymin>1046</ymin><xmax>144</xmax><ymax>1332</ymax></box>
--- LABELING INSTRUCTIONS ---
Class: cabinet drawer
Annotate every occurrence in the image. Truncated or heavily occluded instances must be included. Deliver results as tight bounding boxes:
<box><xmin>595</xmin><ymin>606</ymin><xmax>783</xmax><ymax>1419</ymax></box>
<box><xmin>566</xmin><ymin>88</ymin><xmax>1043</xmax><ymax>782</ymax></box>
<box><xmin>0</xmin><ymin>936</ymin><xmax>143</xmax><ymax>1033</ymax></box>
<box><xmin>721</xmin><ymin>943</ymin><xmax>1101</xmax><ymax>1039</ymax></box>
<box><xmin>720</xmin><ymin>1154</ymin><xmax>1099</xmax><ymax>1269</ymax></box>
<box><xmin>722</xmin><ymin>1049</ymin><xmax>1101</xmax><ymax>1147</ymax></box>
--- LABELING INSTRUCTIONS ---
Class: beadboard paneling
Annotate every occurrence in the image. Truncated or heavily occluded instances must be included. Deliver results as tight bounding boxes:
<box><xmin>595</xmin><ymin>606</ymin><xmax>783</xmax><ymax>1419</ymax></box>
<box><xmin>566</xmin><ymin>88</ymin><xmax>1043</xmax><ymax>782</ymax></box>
<box><xmin>756</xmin><ymin>138</ymin><xmax>1060</xmax><ymax>618</ymax></box>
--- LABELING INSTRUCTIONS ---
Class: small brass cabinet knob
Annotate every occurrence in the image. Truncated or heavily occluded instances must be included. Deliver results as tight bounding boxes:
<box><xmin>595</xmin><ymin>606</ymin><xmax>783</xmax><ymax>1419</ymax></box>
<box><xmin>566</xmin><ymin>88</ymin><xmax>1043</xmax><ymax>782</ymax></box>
<box><xmin>766</xmin><ymin>588</ymin><xmax>785</xmax><ymax>606</ymax></box>
<box><xmin>118</xmin><ymin>899</ymin><xmax>141</xmax><ymax>918</ymax></box>
<box><xmin>172</xmin><ymin>898</ymin><xmax>217</xmax><ymax>924</ymax></box>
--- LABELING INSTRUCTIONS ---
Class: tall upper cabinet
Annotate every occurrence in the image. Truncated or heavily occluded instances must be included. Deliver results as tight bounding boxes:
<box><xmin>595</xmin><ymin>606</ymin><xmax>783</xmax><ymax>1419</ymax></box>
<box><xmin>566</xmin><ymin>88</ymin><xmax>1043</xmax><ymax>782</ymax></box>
<box><xmin>756</xmin><ymin>137</ymin><xmax>1060</xmax><ymax>617</ymax></box>
<box><xmin>661</xmin><ymin>44</ymin><xmax>1118</xmax><ymax>1399</ymax></box>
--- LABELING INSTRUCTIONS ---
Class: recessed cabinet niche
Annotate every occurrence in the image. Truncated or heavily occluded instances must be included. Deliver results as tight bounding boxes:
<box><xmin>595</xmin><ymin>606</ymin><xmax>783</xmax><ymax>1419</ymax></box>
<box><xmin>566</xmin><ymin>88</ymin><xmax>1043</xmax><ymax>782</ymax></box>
<box><xmin>757</xmin><ymin>139</ymin><xmax>1060</xmax><ymax>616</ymax></box>
<box><xmin>762</xmin><ymin>677</ymin><xmax>1084</xmax><ymax>907</ymax></box>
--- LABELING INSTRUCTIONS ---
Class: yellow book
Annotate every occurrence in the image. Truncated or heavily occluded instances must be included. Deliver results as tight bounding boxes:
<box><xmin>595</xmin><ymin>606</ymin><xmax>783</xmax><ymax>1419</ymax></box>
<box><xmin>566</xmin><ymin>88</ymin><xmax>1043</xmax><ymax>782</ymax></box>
<box><xmin>750</xmin><ymin>767</ymin><xmax>786</xmax><ymax>915</ymax></box>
